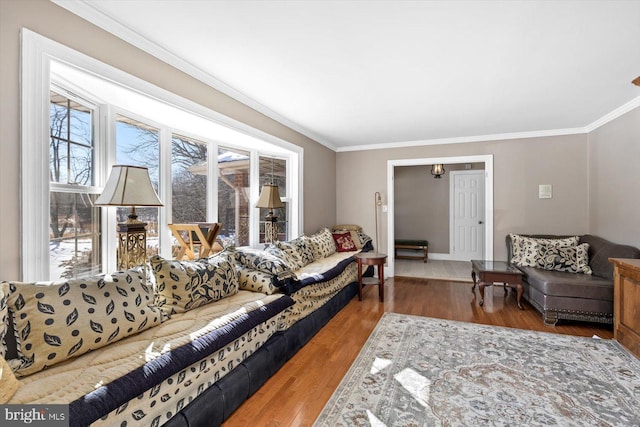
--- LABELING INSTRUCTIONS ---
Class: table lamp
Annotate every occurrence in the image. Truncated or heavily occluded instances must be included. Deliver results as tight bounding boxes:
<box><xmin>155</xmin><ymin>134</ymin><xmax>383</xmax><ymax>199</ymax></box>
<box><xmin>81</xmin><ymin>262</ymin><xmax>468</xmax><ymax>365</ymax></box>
<box><xmin>256</xmin><ymin>184</ymin><xmax>283</xmax><ymax>244</ymax></box>
<box><xmin>94</xmin><ymin>165</ymin><xmax>163</xmax><ymax>269</ymax></box>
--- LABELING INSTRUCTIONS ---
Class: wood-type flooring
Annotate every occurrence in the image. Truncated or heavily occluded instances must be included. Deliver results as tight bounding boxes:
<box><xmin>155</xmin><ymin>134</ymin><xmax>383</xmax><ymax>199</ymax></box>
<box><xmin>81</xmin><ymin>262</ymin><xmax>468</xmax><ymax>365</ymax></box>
<box><xmin>222</xmin><ymin>277</ymin><xmax>614</xmax><ymax>426</ymax></box>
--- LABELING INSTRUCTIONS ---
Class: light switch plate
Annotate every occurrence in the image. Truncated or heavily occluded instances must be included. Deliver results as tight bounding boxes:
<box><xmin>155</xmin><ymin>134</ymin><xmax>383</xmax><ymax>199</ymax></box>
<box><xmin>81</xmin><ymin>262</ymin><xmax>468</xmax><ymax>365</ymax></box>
<box><xmin>539</xmin><ymin>184</ymin><xmax>553</xmax><ymax>199</ymax></box>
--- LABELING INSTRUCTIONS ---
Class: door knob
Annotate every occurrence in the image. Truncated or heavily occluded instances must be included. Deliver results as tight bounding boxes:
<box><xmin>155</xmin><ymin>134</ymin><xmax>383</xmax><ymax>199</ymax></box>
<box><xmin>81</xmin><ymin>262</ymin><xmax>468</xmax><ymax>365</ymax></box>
<box><xmin>479</xmin><ymin>220</ymin><xmax>484</xmax><ymax>224</ymax></box>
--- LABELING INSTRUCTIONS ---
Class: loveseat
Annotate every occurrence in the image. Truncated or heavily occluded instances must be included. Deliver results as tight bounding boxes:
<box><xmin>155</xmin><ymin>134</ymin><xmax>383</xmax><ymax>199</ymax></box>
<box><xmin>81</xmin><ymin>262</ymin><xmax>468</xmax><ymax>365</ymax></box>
<box><xmin>506</xmin><ymin>234</ymin><xmax>640</xmax><ymax>326</ymax></box>
<box><xmin>1</xmin><ymin>226</ymin><xmax>372</xmax><ymax>426</ymax></box>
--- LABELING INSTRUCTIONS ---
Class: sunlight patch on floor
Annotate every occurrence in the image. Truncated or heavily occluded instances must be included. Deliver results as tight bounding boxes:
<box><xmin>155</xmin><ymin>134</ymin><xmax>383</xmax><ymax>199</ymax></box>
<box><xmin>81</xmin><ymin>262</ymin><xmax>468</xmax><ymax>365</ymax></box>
<box><xmin>394</xmin><ymin>367</ymin><xmax>431</xmax><ymax>408</ymax></box>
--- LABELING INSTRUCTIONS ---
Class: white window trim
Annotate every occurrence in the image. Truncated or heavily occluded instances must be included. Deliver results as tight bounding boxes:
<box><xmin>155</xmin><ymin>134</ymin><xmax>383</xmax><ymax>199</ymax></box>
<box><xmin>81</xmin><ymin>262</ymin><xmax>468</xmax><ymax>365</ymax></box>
<box><xmin>21</xmin><ymin>28</ymin><xmax>303</xmax><ymax>281</ymax></box>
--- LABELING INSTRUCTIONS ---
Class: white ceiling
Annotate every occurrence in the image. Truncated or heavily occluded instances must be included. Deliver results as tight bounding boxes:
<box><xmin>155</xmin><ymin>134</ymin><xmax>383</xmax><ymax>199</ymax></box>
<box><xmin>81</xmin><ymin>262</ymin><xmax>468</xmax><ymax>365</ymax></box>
<box><xmin>55</xmin><ymin>1</ymin><xmax>640</xmax><ymax>151</ymax></box>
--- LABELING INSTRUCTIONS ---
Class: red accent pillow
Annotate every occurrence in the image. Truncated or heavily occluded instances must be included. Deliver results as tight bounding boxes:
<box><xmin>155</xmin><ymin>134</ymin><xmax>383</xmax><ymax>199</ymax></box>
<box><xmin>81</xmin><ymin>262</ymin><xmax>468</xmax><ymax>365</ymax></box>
<box><xmin>332</xmin><ymin>232</ymin><xmax>357</xmax><ymax>252</ymax></box>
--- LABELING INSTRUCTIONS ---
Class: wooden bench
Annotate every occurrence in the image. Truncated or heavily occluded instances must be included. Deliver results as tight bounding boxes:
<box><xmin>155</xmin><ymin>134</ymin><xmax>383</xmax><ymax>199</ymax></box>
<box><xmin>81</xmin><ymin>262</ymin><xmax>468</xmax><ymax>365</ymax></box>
<box><xmin>394</xmin><ymin>239</ymin><xmax>429</xmax><ymax>263</ymax></box>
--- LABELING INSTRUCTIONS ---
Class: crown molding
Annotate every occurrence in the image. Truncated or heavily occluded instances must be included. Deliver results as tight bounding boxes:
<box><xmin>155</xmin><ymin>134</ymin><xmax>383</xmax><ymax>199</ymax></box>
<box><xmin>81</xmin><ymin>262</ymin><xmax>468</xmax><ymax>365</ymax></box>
<box><xmin>583</xmin><ymin>96</ymin><xmax>640</xmax><ymax>133</ymax></box>
<box><xmin>50</xmin><ymin>0</ymin><xmax>337</xmax><ymax>151</ymax></box>
<box><xmin>338</xmin><ymin>95</ymin><xmax>640</xmax><ymax>152</ymax></box>
<box><xmin>336</xmin><ymin>127</ymin><xmax>587</xmax><ymax>152</ymax></box>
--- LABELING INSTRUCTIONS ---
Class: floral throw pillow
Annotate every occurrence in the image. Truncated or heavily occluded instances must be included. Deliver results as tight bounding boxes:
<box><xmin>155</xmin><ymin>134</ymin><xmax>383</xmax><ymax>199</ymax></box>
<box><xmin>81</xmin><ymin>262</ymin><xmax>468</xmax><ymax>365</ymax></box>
<box><xmin>265</xmin><ymin>245</ymin><xmax>298</xmax><ymax>270</ymax></box>
<box><xmin>151</xmin><ymin>250</ymin><xmax>239</xmax><ymax>316</ymax></box>
<box><xmin>306</xmin><ymin>228</ymin><xmax>337</xmax><ymax>260</ymax></box>
<box><xmin>332</xmin><ymin>232</ymin><xmax>357</xmax><ymax>252</ymax></box>
<box><xmin>510</xmin><ymin>234</ymin><xmax>579</xmax><ymax>267</ymax></box>
<box><xmin>237</xmin><ymin>267</ymin><xmax>282</xmax><ymax>294</ymax></box>
<box><xmin>275</xmin><ymin>237</ymin><xmax>315</xmax><ymax>269</ymax></box>
<box><xmin>235</xmin><ymin>247</ymin><xmax>293</xmax><ymax>275</ymax></box>
<box><xmin>534</xmin><ymin>243</ymin><xmax>592</xmax><ymax>274</ymax></box>
<box><xmin>6</xmin><ymin>269</ymin><xmax>164</xmax><ymax>377</ymax></box>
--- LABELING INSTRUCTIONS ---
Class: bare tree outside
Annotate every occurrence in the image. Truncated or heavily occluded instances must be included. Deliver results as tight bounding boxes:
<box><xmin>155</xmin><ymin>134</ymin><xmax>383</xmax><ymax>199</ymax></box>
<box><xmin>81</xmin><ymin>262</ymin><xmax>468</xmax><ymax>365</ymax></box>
<box><xmin>115</xmin><ymin>115</ymin><xmax>160</xmax><ymax>256</ymax></box>
<box><xmin>49</xmin><ymin>91</ymin><xmax>100</xmax><ymax>280</ymax></box>
<box><xmin>171</xmin><ymin>135</ymin><xmax>207</xmax><ymax>224</ymax></box>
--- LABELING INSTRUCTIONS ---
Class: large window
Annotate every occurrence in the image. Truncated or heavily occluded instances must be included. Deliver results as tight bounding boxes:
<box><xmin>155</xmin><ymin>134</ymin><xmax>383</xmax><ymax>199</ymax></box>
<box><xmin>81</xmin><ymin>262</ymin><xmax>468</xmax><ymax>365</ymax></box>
<box><xmin>115</xmin><ymin>114</ymin><xmax>160</xmax><ymax>258</ymax></box>
<box><xmin>218</xmin><ymin>147</ymin><xmax>250</xmax><ymax>247</ymax></box>
<box><xmin>171</xmin><ymin>134</ymin><xmax>208</xmax><ymax>224</ymax></box>
<box><xmin>21</xmin><ymin>31</ymin><xmax>302</xmax><ymax>281</ymax></box>
<box><xmin>49</xmin><ymin>90</ymin><xmax>101</xmax><ymax>279</ymax></box>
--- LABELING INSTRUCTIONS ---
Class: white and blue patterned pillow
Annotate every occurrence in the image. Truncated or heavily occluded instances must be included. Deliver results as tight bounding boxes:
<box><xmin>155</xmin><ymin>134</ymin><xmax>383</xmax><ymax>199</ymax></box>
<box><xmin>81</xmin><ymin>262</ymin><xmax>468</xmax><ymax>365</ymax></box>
<box><xmin>275</xmin><ymin>237</ymin><xmax>314</xmax><ymax>269</ymax></box>
<box><xmin>6</xmin><ymin>269</ymin><xmax>164</xmax><ymax>377</ymax></box>
<box><xmin>306</xmin><ymin>228</ymin><xmax>337</xmax><ymax>260</ymax></box>
<box><xmin>265</xmin><ymin>245</ymin><xmax>297</xmax><ymax>269</ymax></box>
<box><xmin>235</xmin><ymin>247</ymin><xmax>293</xmax><ymax>275</ymax></box>
<box><xmin>533</xmin><ymin>243</ymin><xmax>592</xmax><ymax>274</ymax></box>
<box><xmin>237</xmin><ymin>267</ymin><xmax>282</xmax><ymax>294</ymax></box>
<box><xmin>151</xmin><ymin>250</ymin><xmax>239</xmax><ymax>316</ymax></box>
<box><xmin>510</xmin><ymin>234</ymin><xmax>579</xmax><ymax>267</ymax></box>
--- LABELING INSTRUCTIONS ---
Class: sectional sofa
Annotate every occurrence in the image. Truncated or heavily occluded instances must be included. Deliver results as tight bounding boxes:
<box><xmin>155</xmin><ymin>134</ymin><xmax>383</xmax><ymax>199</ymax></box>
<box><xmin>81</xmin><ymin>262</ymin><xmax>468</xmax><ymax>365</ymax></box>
<box><xmin>1</xmin><ymin>227</ymin><xmax>372</xmax><ymax>427</ymax></box>
<box><xmin>506</xmin><ymin>233</ymin><xmax>640</xmax><ymax>325</ymax></box>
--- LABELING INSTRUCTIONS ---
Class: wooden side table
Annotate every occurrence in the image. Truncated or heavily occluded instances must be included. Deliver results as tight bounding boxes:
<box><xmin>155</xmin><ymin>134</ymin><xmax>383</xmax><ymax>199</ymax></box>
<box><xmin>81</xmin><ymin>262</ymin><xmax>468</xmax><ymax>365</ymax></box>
<box><xmin>355</xmin><ymin>252</ymin><xmax>387</xmax><ymax>302</ymax></box>
<box><xmin>471</xmin><ymin>260</ymin><xmax>524</xmax><ymax>310</ymax></box>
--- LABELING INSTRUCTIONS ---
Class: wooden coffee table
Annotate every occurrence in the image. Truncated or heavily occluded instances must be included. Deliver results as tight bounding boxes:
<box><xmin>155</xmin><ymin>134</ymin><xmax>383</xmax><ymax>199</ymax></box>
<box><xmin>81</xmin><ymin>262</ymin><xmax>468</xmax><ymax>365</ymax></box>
<box><xmin>471</xmin><ymin>260</ymin><xmax>524</xmax><ymax>310</ymax></box>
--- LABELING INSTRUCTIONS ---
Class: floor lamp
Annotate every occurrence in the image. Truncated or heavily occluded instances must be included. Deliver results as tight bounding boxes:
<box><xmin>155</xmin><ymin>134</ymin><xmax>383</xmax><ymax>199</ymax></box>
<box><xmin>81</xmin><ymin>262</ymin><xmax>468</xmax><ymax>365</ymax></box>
<box><xmin>374</xmin><ymin>191</ymin><xmax>382</xmax><ymax>253</ymax></box>
<box><xmin>95</xmin><ymin>165</ymin><xmax>164</xmax><ymax>270</ymax></box>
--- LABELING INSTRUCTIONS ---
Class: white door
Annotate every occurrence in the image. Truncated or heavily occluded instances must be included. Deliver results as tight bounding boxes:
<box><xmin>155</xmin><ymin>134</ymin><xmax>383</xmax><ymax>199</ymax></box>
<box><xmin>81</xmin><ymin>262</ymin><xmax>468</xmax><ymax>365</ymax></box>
<box><xmin>450</xmin><ymin>170</ymin><xmax>485</xmax><ymax>260</ymax></box>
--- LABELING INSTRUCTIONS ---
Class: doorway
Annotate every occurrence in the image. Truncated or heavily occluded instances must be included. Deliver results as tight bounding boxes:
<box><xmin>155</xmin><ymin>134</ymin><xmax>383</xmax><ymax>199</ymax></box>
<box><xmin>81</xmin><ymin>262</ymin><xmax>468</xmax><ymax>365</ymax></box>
<box><xmin>386</xmin><ymin>155</ymin><xmax>494</xmax><ymax>277</ymax></box>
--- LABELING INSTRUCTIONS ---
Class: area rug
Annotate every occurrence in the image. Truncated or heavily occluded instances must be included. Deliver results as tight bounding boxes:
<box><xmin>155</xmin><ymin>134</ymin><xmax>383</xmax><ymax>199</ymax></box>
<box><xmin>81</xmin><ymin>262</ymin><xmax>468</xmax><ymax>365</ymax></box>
<box><xmin>315</xmin><ymin>313</ymin><xmax>640</xmax><ymax>426</ymax></box>
<box><xmin>394</xmin><ymin>259</ymin><xmax>473</xmax><ymax>283</ymax></box>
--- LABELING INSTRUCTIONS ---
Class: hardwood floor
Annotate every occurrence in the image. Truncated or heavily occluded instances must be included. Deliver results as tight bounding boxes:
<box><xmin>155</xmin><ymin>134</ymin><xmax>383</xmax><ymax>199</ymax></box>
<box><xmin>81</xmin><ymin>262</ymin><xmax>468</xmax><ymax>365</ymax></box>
<box><xmin>222</xmin><ymin>276</ymin><xmax>613</xmax><ymax>426</ymax></box>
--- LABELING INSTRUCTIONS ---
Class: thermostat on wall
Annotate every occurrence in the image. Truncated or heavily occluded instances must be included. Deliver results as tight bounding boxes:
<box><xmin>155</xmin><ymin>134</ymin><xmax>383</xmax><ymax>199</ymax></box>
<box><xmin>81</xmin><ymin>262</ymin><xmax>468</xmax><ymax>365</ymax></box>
<box><xmin>539</xmin><ymin>184</ymin><xmax>553</xmax><ymax>199</ymax></box>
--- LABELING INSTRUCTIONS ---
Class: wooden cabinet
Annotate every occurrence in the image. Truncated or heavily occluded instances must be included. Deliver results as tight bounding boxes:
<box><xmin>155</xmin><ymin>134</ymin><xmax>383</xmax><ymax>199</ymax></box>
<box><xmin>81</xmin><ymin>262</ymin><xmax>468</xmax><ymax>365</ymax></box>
<box><xmin>610</xmin><ymin>258</ymin><xmax>640</xmax><ymax>358</ymax></box>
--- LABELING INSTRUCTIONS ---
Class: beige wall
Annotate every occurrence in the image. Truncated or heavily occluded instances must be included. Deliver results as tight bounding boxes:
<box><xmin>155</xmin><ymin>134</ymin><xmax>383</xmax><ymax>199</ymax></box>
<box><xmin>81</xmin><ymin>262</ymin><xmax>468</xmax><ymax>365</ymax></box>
<box><xmin>337</xmin><ymin>134</ymin><xmax>590</xmax><ymax>261</ymax></box>
<box><xmin>0</xmin><ymin>0</ymin><xmax>335</xmax><ymax>280</ymax></box>
<box><xmin>588</xmin><ymin>107</ymin><xmax>640</xmax><ymax>248</ymax></box>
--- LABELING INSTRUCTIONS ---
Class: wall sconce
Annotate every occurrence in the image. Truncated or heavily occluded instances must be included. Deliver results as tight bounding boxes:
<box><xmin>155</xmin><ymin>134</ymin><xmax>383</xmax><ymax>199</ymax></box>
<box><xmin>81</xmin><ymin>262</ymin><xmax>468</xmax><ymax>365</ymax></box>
<box><xmin>94</xmin><ymin>165</ymin><xmax>163</xmax><ymax>270</ymax></box>
<box><xmin>431</xmin><ymin>163</ymin><xmax>445</xmax><ymax>179</ymax></box>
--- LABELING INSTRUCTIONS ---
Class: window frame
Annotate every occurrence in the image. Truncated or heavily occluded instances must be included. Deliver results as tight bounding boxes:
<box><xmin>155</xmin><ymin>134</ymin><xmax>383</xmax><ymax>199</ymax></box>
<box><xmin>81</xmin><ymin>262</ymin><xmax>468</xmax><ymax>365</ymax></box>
<box><xmin>47</xmin><ymin>86</ymin><xmax>103</xmax><ymax>279</ymax></box>
<box><xmin>21</xmin><ymin>29</ymin><xmax>303</xmax><ymax>281</ymax></box>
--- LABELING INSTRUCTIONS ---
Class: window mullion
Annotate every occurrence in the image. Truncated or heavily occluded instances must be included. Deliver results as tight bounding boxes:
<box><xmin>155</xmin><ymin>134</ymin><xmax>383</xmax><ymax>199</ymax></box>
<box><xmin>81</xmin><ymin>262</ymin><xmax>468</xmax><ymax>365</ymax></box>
<box><xmin>158</xmin><ymin>127</ymin><xmax>172</xmax><ymax>259</ymax></box>
<box><xmin>208</xmin><ymin>140</ymin><xmax>219</xmax><ymax>224</ymax></box>
<box><xmin>249</xmin><ymin>151</ymin><xmax>261</xmax><ymax>247</ymax></box>
<box><xmin>98</xmin><ymin>104</ymin><xmax>118</xmax><ymax>274</ymax></box>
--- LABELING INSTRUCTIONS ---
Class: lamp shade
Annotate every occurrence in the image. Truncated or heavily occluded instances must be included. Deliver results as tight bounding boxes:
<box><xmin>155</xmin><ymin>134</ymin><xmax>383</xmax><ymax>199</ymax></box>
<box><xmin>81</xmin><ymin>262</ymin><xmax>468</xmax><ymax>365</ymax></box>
<box><xmin>255</xmin><ymin>184</ymin><xmax>284</xmax><ymax>209</ymax></box>
<box><xmin>94</xmin><ymin>165</ymin><xmax>163</xmax><ymax>207</ymax></box>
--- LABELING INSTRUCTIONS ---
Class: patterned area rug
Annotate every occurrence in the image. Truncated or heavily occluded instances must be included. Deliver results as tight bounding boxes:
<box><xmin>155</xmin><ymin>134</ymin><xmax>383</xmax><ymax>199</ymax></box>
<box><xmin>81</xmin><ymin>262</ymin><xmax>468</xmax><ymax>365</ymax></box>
<box><xmin>315</xmin><ymin>313</ymin><xmax>640</xmax><ymax>426</ymax></box>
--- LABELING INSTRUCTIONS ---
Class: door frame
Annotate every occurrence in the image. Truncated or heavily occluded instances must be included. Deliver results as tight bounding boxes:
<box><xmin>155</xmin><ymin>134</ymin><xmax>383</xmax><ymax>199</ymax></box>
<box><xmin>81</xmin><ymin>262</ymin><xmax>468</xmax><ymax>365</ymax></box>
<box><xmin>386</xmin><ymin>154</ymin><xmax>494</xmax><ymax>277</ymax></box>
<box><xmin>449</xmin><ymin>169</ymin><xmax>486</xmax><ymax>261</ymax></box>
